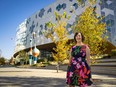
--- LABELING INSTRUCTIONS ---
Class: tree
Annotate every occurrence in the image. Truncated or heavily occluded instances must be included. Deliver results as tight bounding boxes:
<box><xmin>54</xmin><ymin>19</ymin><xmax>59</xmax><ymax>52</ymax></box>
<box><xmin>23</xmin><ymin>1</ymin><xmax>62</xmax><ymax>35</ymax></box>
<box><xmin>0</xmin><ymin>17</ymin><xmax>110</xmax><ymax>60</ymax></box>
<box><xmin>0</xmin><ymin>57</ymin><xmax>5</xmax><ymax>65</ymax></box>
<box><xmin>43</xmin><ymin>12</ymin><xmax>70</xmax><ymax>72</ymax></box>
<box><xmin>77</xmin><ymin>0</ymin><xmax>97</xmax><ymax>5</ymax></box>
<box><xmin>73</xmin><ymin>0</ymin><xmax>107</xmax><ymax>63</ymax></box>
<box><xmin>18</xmin><ymin>50</ymin><xmax>28</xmax><ymax>65</ymax></box>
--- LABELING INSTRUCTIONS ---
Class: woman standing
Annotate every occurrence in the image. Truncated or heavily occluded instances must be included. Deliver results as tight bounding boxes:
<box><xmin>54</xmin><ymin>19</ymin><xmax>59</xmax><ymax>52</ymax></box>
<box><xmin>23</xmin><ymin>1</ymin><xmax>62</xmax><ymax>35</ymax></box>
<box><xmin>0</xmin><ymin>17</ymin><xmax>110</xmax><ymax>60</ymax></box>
<box><xmin>66</xmin><ymin>32</ymin><xmax>93</xmax><ymax>87</ymax></box>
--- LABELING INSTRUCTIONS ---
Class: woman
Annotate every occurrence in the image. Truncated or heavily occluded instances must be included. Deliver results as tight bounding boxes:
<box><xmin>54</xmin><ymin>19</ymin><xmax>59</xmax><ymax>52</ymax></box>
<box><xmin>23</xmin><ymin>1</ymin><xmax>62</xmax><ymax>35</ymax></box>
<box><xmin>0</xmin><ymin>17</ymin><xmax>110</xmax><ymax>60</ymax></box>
<box><xmin>66</xmin><ymin>32</ymin><xmax>93</xmax><ymax>87</ymax></box>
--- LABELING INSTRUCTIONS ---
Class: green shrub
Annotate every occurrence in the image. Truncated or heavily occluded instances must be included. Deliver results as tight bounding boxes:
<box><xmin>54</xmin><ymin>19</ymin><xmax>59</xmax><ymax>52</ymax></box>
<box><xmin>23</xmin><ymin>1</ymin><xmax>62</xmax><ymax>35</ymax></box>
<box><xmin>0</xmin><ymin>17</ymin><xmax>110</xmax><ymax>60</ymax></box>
<box><xmin>32</xmin><ymin>64</ymin><xmax>38</xmax><ymax>66</ymax></box>
<box><xmin>111</xmin><ymin>49</ymin><xmax>116</xmax><ymax>56</ymax></box>
<box><xmin>37</xmin><ymin>59</ymin><xmax>45</xmax><ymax>63</ymax></box>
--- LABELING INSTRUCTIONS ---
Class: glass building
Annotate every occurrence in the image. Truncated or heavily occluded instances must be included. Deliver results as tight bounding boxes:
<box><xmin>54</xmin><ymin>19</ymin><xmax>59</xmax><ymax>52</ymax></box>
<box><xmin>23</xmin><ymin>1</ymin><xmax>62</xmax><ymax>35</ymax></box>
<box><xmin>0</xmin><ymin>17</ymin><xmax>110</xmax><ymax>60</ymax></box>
<box><xmin>101</xmin><ymin>0</ymin><xmax>116</xmax><ymax>45</ymax></box>
<box><xmin>14</xmin><ymin>0</ymin><xmax>116</xmax><ymax>58</ymax></box>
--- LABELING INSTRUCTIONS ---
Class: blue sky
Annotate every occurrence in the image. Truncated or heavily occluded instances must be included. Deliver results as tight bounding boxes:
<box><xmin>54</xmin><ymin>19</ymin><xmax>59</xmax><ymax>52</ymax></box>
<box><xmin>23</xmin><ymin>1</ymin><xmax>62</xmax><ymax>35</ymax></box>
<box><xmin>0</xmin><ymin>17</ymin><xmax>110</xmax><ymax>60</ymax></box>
<box><xmin>0</xmin><ymin>0</ymin><xmax>55</xmax><ymax>59</ymax></box>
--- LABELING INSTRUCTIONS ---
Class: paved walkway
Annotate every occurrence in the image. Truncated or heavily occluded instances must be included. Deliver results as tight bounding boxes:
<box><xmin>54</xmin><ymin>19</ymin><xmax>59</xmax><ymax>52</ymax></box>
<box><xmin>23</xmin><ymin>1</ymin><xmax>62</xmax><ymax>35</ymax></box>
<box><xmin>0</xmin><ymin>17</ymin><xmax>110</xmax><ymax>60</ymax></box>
<box><xmin>0</xmin><ymin>66</ymin><xmax>116</xmax><ymax>87</ymax></box>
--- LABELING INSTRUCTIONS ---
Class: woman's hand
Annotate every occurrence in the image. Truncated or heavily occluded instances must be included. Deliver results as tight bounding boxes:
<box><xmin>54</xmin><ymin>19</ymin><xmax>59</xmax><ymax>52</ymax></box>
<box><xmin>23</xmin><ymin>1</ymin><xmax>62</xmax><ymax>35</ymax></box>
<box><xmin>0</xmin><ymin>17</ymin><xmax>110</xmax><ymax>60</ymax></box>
<box><xmin>68</xmin><ymin>62</ymin><xmax>71</xmax><ymax>66</ymax></box>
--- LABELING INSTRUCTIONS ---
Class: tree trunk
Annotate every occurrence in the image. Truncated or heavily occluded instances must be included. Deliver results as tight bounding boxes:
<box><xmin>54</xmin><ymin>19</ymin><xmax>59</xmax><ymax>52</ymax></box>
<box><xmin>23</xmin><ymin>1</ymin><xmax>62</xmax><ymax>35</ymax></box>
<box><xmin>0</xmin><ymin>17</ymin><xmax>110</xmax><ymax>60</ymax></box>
<box><xmin>56</xmin><ymin>62</ymin><xmax>60</xmax><ymax>73</ymax></box>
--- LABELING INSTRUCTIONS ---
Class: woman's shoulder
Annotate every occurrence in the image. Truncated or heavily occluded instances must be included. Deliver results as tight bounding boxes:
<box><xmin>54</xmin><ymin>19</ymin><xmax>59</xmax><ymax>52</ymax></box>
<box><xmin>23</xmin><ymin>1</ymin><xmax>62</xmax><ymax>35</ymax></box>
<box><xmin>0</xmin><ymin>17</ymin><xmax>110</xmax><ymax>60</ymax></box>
<box><xmin>81</xmin><ymin>44</ymin><xmax>90</xmax><ymax>50</ymax></box>
<box><xmin>71</xmin><ymin>44</ymin><xmax>86</xmax><ymax>48</ymax></box>
<box><xmin>83</xmin><ymin>44</ymin><xmax>90</xmax><ymax>51</ymax></box>
<box><xmin>71</xmin><ymin>44</ymin><xmax>89</xmax><ymax>48</ymax></box>
<box><xmin>82</xmin><ymin>44</ymin><xmax>89</xmax><ymax>47</ymax></box>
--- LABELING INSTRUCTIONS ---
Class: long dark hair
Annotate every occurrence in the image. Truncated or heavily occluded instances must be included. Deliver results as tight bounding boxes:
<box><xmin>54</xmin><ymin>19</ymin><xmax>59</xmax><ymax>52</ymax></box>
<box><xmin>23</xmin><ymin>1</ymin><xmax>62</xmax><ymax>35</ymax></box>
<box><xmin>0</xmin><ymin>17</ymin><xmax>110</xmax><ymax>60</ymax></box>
<box><xmin>74</xmin><ymin>32</ymin><xmax>85</xmax><ymax>42</ymax></box>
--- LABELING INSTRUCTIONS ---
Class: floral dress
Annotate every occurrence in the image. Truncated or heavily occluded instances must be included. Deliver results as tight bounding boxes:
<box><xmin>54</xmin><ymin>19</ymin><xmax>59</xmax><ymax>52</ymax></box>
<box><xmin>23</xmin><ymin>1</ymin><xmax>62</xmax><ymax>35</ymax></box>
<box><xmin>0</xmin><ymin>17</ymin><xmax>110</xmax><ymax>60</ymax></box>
<box><xmin>66</xmin><ymin>45</ymin><xmax>93</xmax><ymax>87</ymax></box>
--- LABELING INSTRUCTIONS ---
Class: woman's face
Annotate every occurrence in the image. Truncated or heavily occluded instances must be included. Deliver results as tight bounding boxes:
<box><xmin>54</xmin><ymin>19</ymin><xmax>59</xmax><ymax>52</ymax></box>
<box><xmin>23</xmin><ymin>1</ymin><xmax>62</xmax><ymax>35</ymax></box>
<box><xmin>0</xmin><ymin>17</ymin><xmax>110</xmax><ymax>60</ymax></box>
<box><xmin>75</xmin><ymin>33</ymin><xmax>82</xmax><ymax>42</ymax></box>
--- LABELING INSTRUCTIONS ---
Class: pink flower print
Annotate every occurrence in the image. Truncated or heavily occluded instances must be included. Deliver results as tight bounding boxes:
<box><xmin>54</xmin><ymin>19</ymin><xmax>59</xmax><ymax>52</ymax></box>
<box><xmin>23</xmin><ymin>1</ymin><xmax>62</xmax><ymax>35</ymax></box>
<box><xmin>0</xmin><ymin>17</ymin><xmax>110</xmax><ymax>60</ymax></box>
<box><xmin>69</xmin><ymin>72</ymin><xmax>73</xmax><ymax>77</ymax></box>
<box><xmin>78</xmin><ymin>57</ymin><xmax>82</xmax><ymax>62</ymax></box>
<box><xmin>81</xmin><ymin>46</ymin><xmax>86</xmax><ymax>53</ymax></box>
<box><xmin>72</xmin><ymin>46</ymin><xmax>76</xmax><ymax>48</ymax></box>
<box><xmin>80</xmin><ymin>83</ymin><xmax>88</xmax><ymax>87</ymax></box>
<box><xmin>66</xmin><ymin>78</ymin><xmax>71</xmax><ymax>84</ymax></box>
<box><xmin>82</xmin><ymin>62</ymin><xmax>85</xmax><ymax>66</ymax></box>
<box><xmin>76</xmin><ymin>63</ymin><xmax>81</xmax><ymax>69</ymax></box>
<box><xmin>72</xmin><ymin>60</ymin><xmax>77</xmax><ymax>65</ymax></box>
<box><xmin>67</xmin><ymin>72</ymin><xmax>70</xmax><ymax>76</ymax></box>
<box><xmin>71</xmin><ymin>59</ymin><xmax>74</xmax><ymax>62</ymax></box>
<box><xmin>80</xmin><ymin>69</ymin><xmax>84</xmax><ymax>78</ymax></box>
<box><xmin>82</xmin><ymin>53</ymin><xmax>85</xmax><ymax>57</ymax></box>
<box><xmin>71</xmin><ymin>58</ymin><xmax>75</xmax><ymax>62</ymax></box>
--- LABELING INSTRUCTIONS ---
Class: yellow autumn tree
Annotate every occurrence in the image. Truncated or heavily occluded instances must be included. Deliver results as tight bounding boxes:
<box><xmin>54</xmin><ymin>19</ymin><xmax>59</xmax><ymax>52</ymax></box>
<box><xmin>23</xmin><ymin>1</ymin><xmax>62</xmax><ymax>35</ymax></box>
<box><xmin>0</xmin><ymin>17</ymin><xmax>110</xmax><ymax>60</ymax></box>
<box><xmin>77</xmin><ymin>0</ymin><xmax>97</xmax><ymax>5</ymax></box>
<box><xmin>73</xmin><ymin>0</ymin><xmax>107</xmax><ymax>63</ymax></box>
<box><xmin>44</xmin><ymin>12</ymin><xmax>70</xmax><ymax>62</ymax></box>
<box><xmin>43</xmin><ymin>12</ymin><xmax>70</xmax><ymax>72</ymax></box>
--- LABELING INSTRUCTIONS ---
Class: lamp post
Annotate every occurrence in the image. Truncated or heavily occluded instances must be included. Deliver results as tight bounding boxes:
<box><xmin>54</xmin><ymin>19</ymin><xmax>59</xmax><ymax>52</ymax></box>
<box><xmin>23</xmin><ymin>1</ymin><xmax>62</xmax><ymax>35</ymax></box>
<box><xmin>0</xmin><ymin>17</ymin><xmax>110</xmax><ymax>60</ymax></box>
<box><xmin>32</xmin><ymin>32</ymin><xmax>40</xmax><ymax>64</ymax></box>
<box><xmin>28</xmin><ymin>37</ymin><xmax>33</xmax><ymax>65</ymax></box>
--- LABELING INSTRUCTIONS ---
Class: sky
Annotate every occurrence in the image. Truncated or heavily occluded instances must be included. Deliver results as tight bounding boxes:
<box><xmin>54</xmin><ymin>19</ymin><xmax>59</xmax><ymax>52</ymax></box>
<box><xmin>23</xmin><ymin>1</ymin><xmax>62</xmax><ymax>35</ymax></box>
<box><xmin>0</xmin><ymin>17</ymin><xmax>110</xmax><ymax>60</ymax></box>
<box><xmin>0</xmin><ymin>0</ymin><xmax>55</xmax><ymax>59</ymax></box>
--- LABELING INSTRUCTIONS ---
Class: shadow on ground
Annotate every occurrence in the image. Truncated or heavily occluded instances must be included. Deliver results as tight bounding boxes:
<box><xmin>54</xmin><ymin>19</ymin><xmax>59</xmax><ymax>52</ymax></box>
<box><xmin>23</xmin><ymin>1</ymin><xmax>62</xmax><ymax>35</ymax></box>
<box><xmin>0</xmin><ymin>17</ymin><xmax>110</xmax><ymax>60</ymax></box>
<box><xmin>0</xmin><ymin>77</ymin><xmax>67</xmax><ymax>87</ymax></box>
<box><xmin>1</xmin><ymin>65</ymin><xmax>116</xmax><ymax>87</ymax></box>
<box><xmin>0</xmin><ymin>76</ymin><xmax>116</xmax><ymax>87</ymax></box>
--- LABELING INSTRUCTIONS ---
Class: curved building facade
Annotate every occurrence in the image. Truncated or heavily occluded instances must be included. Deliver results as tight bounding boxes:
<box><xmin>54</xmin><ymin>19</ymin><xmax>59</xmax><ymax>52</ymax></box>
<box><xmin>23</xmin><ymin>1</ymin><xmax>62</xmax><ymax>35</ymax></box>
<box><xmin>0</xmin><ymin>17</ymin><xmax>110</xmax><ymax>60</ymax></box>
<box><xmin>14</xmin><ymin>0</ymin><xmax>116</xmax><ymax>58</ymax></box>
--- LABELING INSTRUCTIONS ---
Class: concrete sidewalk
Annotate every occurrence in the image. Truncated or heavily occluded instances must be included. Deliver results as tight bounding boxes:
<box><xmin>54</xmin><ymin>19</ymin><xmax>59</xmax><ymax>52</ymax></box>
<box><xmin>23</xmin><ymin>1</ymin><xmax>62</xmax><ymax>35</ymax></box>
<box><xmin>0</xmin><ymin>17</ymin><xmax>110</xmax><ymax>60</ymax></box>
<box><xmin>0</xmin><ymin>66</ymin><xmax>116</xmax><ymax>87</ymax></box>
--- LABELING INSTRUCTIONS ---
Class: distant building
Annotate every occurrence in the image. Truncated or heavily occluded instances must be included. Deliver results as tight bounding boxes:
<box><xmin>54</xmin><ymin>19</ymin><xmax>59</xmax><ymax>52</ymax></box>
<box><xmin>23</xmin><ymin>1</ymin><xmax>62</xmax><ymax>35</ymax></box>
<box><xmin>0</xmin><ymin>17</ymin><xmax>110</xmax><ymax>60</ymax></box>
<box><xmin>15</xmin><ymin>19</ymin><xmax>27</xmax><ymax>53</ymax></box>
<box><xmin>101</xmin><ymin>0</ymin><xmax>116</xmax><ymax>46</ymax></box>
<box><xmin>14</xmin><ymin>0</ymin><xmax>116</xmax><ymax>58</ymax></box>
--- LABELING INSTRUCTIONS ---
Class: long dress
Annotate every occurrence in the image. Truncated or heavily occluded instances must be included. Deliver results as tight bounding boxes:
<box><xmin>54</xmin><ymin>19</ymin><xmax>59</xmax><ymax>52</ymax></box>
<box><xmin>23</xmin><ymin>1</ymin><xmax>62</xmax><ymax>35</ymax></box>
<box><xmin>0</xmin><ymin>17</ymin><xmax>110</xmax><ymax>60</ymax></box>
<box><xmin>66</xmin><ymin>45</ymin><xmax>93</xmax><ymax>87</ymax></box>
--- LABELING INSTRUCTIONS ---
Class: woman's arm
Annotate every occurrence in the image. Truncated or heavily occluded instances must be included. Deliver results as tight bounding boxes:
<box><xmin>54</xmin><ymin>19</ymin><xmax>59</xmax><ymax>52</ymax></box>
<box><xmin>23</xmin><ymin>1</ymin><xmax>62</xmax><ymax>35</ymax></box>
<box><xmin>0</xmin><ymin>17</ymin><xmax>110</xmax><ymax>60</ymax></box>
<box><xmin>86</xmin><ymin>46</ymin><xmax>91</xmax><ymax>66</ymax></box>
<box><xmin>86</xmin><ymin>45</ymin><xmax>93</xmax><ymax>81</ymax></box>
